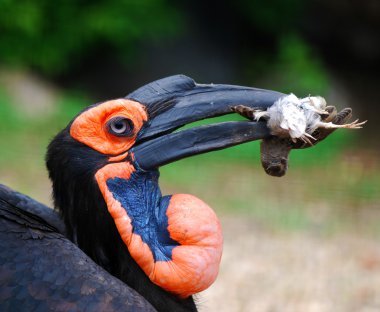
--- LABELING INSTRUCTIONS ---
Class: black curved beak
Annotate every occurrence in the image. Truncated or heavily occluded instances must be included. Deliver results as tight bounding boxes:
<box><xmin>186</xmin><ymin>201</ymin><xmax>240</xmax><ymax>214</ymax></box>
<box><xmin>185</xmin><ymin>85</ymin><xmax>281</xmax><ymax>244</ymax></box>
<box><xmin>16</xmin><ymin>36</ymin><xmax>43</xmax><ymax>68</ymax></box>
<box><xmin>127</xmin><ymin>75</ymin><xmax>285</xmax><ymax>171</ymax></box>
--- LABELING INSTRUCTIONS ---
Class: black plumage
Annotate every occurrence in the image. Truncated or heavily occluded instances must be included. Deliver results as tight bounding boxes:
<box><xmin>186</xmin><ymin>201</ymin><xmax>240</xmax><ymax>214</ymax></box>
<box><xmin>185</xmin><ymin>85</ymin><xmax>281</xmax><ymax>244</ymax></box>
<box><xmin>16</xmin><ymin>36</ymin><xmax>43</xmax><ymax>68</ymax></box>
<box><xmin>0</xmin><ymin>184</ymin><xmax>155</xmax><ymax>312</ymax></box>
<box><xmin>0</xmin><ymin>131</ymin><xmax>197</xmax><ymax>312</ymax></box>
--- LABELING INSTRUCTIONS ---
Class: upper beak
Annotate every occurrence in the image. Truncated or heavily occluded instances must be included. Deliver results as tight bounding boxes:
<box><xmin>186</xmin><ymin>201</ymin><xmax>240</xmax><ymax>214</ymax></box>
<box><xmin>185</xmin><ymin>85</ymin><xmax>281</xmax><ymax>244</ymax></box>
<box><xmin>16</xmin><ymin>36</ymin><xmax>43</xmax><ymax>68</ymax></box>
<box><xmin>127</xmin><ymin>75</ymin><xmax>285</xmax><ymax>170</ymax></box>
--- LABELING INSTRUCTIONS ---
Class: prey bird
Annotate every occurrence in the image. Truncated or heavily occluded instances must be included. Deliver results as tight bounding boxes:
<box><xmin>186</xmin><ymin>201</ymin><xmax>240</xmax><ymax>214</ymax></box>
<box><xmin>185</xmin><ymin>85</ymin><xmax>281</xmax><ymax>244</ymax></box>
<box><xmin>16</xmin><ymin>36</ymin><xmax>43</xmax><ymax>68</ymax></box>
<box><xmin>234</xmin><ymin>94</ymin><xmax>366</xmax><ymax>145</ymax></box>
<box><xmin>0</xmin><ymin>75</ymin><xmax>362</xmax><ymax>311</ymax></box>
<box><xmin>233</xmin><ymin>94</ymin><xmax>366</xmax><ymax>177</ymax></box>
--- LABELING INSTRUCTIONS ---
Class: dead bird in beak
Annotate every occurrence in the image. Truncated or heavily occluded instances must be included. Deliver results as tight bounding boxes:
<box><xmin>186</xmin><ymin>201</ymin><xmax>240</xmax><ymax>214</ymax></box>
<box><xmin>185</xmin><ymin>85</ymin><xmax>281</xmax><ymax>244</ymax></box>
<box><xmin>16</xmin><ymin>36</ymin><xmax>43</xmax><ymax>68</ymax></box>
<box><xmin>233</xmin><ymin>95</ymin><xmax>366</xmax><ymax>177</ymax></box>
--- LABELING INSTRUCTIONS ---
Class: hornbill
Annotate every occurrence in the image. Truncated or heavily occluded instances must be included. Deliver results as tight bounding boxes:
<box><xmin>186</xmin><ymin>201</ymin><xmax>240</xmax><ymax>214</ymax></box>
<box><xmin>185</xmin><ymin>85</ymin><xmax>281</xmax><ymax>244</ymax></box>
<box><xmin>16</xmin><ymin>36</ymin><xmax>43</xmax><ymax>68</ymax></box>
<box><xmin>0</xmin><ymin>75</ymin><xmax>357</xmax><ymax>311</ymax></box>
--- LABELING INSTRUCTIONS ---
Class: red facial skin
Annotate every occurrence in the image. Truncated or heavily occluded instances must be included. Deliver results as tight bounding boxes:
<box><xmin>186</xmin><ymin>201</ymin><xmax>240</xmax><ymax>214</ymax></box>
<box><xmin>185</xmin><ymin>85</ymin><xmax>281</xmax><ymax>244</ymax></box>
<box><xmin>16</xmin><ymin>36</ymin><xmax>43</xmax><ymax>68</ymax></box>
<box><xmin>70</xmin><ymin>99</ymin><xmax>148</xmax><ymax>155</ymax></box>
<box><xmin>70</xmin><ymin>99</ymin><xmax>223</xmax><ymax>298</ymax></box>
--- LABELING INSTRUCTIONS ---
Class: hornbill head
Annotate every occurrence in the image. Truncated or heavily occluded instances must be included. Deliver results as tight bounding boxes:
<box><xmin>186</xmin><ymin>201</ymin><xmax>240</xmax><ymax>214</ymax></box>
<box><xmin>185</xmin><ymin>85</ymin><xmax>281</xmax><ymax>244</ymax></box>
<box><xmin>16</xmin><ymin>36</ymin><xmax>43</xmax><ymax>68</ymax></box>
<box><xmin>46</xmin><ymin>75</ymin><xmax>284</xmax><ymax>302</ymax></box>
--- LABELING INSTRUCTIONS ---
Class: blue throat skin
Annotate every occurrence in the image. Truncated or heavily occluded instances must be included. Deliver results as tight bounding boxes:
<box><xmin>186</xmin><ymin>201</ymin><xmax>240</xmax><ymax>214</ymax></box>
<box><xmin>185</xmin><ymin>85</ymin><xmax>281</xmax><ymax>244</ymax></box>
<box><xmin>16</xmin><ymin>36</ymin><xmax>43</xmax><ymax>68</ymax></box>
<box><xmin>106</xmin><ymin>170</ymin><xmax>179</xmax><ymax>262</ymax></box>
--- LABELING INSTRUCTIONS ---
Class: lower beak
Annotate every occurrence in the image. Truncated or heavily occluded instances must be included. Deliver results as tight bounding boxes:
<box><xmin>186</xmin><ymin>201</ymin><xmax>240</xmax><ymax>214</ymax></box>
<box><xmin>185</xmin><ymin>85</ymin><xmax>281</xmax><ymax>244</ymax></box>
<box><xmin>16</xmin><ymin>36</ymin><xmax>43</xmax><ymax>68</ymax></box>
<box><xmin>128</xmin><ymin>75</ymin><xmax>285</xmax><ymax>171</ymax></box>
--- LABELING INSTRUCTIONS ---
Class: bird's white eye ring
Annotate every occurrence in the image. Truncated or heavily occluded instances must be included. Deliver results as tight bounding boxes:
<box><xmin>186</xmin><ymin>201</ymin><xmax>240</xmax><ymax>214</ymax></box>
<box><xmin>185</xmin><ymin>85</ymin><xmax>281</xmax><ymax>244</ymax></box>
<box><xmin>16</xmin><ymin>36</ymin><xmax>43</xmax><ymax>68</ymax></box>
<box><xmin>107</xmin><ymin>117</ymin><xmax>134</xmax><ymax>137</ymax></box>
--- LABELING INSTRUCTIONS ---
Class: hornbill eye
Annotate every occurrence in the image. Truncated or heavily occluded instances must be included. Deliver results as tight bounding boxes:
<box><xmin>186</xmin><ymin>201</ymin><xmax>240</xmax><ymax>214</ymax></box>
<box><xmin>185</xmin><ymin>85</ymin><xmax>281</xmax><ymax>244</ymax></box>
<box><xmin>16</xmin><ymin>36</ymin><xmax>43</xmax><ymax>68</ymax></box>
<box><xmin>107</xmin><ymin>117</ymin><xmax>134</xmax><ymax>136</ymax></box>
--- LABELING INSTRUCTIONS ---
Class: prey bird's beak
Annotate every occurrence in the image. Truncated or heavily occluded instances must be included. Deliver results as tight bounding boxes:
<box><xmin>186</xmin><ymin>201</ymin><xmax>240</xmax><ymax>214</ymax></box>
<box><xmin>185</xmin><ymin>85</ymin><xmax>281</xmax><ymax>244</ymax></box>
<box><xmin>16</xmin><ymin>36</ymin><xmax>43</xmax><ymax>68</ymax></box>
<box><xmin>128</xmin><ymin>75</ymin><xmax>285</xmax><ymax>170</ymax></box>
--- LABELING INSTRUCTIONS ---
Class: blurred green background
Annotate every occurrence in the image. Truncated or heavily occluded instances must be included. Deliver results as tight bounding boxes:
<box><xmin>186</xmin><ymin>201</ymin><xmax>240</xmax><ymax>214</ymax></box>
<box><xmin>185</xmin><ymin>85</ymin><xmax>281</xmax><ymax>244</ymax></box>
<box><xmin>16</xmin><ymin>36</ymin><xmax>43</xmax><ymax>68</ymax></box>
<box><xmin>0</xmin><ymin>1</ymin><xmax>379</xmax><ymax>311</ymax></box>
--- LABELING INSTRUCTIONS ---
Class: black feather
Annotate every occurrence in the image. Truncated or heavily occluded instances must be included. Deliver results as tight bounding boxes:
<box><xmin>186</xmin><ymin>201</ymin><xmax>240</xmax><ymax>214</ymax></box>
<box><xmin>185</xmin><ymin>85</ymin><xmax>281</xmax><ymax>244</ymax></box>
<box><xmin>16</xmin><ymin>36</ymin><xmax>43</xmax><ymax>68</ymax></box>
<box><xmin>0</xmin><ymin>185</ymin><xmax>156</xmax><ymax>311</ymax></box>
<box><xmin>46</xmin><ymin>127</ymin><xmax>197</xmax><ymax>312</ymax></box>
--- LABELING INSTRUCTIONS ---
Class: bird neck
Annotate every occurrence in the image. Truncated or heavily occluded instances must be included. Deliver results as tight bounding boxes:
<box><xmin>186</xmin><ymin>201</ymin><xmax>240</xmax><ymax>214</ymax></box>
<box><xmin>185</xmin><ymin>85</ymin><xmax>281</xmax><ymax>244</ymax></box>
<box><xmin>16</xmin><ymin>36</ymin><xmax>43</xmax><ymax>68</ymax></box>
<box><xmin>52</xmin><ymin>161</ymin><xmax>197</xmax><ymax>312</ymax></box>
<box><xmin>94</xmin><ymin>161</ymin><xmax>222</xmax><ymax>298</ymax></box>
<box><xmin>94</xmin><ymin>162</ymin><xmax>179</xmax><ymax>267</ymax></box>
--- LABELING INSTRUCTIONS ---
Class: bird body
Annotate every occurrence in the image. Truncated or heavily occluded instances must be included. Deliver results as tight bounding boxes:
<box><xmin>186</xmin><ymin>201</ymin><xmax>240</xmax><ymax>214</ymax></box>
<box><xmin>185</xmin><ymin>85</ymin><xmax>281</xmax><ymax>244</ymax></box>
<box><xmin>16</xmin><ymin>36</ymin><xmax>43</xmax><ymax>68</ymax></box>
<box><xmin>0</xmin><ymin>75</ymin><xmax>364</xmax><ymax>311</ymax></box>
<box><xmin>0</xmin><ymin>184</ymin><xmax>156</xmax><ymax>312</ymax></box>
<box><xmin>267</xmin><ymin>93</ymin><xmax>308</xmax><ymax>139</ymax></box>
<box><xmin>1</xmin><ymin>75</ymin><xmax>281</xmax><ymax>311</ymax></box>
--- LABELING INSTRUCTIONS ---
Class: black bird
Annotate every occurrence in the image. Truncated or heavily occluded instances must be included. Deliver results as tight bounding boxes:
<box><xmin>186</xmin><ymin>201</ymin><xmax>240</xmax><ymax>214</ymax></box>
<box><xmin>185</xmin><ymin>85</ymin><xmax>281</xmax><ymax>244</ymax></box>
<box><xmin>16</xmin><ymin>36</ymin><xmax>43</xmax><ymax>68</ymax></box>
<box><xmin>1</xmin><ymin>75</ymin><xmax>342</xmax><ymax>311</ymax></box>
<box><xmin>0</xmin><ymin>184</ymin><xmax>156</xmax><ymax>311</ymax></box>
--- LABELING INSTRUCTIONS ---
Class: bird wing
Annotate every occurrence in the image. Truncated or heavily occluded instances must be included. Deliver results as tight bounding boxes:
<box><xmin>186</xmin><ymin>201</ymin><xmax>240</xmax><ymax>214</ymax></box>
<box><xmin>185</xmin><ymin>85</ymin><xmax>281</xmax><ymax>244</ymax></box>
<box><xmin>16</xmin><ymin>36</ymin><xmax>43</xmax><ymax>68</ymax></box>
<box><xmin>0</xmin><ymin>184</ymin><xmax>66</xmax><ymax>235</ymax></box>
<box><xmin>0</xmin><ymin>186</ymin><xmax>156</xmax><ymax>312</ymax></box>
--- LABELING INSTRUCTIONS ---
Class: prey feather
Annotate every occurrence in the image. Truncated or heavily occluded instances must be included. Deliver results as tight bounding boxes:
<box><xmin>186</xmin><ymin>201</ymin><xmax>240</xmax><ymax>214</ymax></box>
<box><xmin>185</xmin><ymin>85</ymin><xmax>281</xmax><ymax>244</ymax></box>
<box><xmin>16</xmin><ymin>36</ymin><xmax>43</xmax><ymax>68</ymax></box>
<box><xmin>249</xmin><ymin>94</ymin><xmax>366</xmax><ymax>144</ymax></box>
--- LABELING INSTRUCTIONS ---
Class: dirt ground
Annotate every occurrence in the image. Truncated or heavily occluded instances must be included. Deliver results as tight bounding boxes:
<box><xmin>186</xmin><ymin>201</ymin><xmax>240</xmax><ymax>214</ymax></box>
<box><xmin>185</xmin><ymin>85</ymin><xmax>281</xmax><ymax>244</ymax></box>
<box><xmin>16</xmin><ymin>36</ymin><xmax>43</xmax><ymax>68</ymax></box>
<box><xmin>199</xmin><ymin>216</ymin><xmax>380</xmax><ymax>312</ymax></box>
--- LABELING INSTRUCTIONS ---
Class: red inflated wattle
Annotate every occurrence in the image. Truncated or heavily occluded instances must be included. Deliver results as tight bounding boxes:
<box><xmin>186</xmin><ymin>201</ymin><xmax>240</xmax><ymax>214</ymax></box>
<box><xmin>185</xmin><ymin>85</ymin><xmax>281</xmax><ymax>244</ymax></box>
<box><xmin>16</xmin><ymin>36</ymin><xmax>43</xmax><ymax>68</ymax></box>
<box><xmin>150</xmin><ymin>194</ymin><xmax>223</xmax><ymax>297</ymax></box>
<box><xmin>95</xmin><ymin>163</ymin><xmax>223</xmax><ymax>298</ymax></box>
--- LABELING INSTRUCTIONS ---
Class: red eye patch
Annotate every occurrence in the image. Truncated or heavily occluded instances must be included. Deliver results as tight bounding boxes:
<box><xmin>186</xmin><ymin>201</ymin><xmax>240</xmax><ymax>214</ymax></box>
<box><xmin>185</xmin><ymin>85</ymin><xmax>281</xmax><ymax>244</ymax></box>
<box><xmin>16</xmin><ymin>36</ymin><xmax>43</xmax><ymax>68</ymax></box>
<box><xmin>70</xmin><ymin>99</ymin><xmax>148</xmax><ymax>155</ymax></box>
